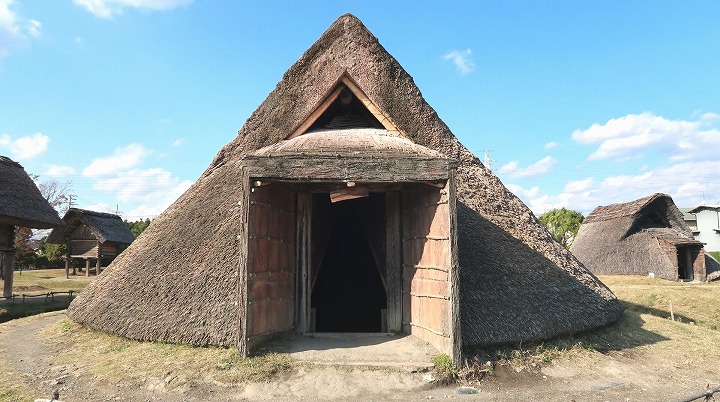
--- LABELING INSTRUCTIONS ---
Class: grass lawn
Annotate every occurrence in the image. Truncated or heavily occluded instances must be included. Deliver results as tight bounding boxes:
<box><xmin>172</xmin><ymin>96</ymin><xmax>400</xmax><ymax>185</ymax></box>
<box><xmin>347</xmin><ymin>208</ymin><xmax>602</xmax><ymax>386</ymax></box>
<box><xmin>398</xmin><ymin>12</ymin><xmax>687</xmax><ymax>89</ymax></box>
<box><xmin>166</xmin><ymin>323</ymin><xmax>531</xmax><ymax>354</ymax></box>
<box><xmin>0</xmin><ymin>268</ymin><xmax>92</xmax><ymax>323</ymax></box>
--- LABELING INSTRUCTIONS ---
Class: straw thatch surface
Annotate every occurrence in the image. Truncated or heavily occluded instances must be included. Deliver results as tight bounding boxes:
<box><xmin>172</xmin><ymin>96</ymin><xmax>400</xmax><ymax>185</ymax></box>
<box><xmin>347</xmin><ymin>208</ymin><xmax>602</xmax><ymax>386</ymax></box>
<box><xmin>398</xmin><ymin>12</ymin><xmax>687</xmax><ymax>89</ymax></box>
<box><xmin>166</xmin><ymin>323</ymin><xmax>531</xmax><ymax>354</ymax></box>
<box><xmin>251</xmin><ymin>128</ymin><xmax>448</xmax><ymax>159</ymax></box>
<box><xmin>68</xmin><ymin>14</ymin><xmax>622</xmax><ymax>349</ymax></box>
<box><xmin>0</xmin><ymin>156</ymin><xmax>64</xmax><ymax>229</ymax></box>
<box><xmin>572</xmin><ymin>193</ymin><xmax>702</xmax><ymax>280</ymax></box>
<box><xmin>47</xmin><ymin>208</ymin><xmax>135</xmax><ymax>245</ymax></box>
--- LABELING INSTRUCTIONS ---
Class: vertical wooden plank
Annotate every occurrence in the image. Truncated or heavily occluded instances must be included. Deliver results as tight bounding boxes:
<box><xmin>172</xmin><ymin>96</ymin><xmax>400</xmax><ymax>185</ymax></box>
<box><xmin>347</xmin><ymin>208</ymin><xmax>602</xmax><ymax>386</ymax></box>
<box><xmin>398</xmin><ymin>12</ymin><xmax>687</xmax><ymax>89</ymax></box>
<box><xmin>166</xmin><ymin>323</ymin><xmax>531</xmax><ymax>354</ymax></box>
<box><xmin>85</xmin><ymin>258</ymin><xmax>90</xmax><ymax>277</ymax></box>
<box><xmin>64</xmin><ymin>255</ymin><xmax>70</xmax><ymax>279</ymax></box>
<box><xmin>447</xmin><ymin>169</ymin><xmax>463</xmax><ymax>366</ymax></box>
<box><xmin>96</xmin><ymin>257</ymin><xmax>101</xmax><ymax>276</ymax></box>
<box><xmin>385</xmin><ymin>191</ymin><xmax>402</xmax><ymax>332</ymax></box>
<box><xmin>236</xmin><ymin>167</ymin><xmax>251</xmax><ymax>357</ymax></box>
<box><xmin>296</xmin><ymin>192</ymin><xmax>312</xmax><ymax>333</ymax></box>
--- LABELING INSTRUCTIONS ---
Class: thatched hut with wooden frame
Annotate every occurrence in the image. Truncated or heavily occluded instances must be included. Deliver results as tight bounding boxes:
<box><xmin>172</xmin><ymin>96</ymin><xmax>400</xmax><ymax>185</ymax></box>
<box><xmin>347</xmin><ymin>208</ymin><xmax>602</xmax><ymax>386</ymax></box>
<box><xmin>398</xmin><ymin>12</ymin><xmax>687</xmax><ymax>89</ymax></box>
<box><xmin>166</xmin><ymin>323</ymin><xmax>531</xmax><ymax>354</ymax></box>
<box><xmin>571</xmin><ymin>193</ymin><xmax>707</xmax><ymax>281</ymax></box>
<box><xmin>0</xmin><ymin>156</ymin><xmax>64</xmax><ymax>297</ymax></box>
<box><xmin>68</xmin><ymin>14</ymin><xmax>622</xmax><ymax>365</ymax></box>
<box><xmin>47</xmin><ymin>208</ymin><xmax>135</xmax><ymax>278</ymax></box>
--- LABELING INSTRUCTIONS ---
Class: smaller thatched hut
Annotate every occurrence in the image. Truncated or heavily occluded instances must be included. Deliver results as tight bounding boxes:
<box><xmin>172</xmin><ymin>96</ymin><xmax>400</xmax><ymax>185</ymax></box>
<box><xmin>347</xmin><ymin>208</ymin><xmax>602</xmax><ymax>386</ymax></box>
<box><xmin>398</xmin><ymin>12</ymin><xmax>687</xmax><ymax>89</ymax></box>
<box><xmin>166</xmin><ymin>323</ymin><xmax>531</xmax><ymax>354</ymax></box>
<box><xmin>47</xmin><ymin>208</ymin><xmax>135</xmax><ymax>278</ymax></box>
<box><xmin>0</xmin><ymin>156</ymin><xmax>64</xmax><ymax>296</ymax></box>
<box><xmin>571</xmin><ymin>193</ymin><xmax>707</xmax><ymax>281</ymax></box>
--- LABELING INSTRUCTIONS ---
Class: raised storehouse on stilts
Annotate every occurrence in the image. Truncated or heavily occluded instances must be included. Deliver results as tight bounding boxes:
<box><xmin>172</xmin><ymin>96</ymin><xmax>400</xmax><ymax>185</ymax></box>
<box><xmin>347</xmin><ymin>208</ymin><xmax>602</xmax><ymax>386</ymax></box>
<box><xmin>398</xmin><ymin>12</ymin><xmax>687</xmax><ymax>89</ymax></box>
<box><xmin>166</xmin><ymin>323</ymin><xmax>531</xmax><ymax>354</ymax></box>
<box><xmin>47</xmin><ymin>208</ymin><xmax>135</xmax><ymax>278</ymax></box>
<box><xmin>68</xmin><ymin>14</ymin><xmax>623</xmax><ymax>364</ymax></box>
<box><xmin>0</xmin><ymin>156</ymin><xmax>64</xmax><ymax>297</ymax></box>
<box><xmin>571</xmin><ymin>193</ymin><xmax>708</xmax><ymax>281</ymax></box>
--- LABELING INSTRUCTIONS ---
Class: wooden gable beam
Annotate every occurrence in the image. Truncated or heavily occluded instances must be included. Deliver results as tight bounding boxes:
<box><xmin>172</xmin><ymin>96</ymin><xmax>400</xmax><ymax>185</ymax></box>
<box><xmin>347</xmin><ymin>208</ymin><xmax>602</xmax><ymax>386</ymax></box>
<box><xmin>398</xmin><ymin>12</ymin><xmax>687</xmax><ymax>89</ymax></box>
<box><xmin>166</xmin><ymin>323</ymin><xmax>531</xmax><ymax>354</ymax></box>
<box><xmin>287</xmin><ymin>73</ymin><xmax>406</xmax><ymax>139</ymax></box>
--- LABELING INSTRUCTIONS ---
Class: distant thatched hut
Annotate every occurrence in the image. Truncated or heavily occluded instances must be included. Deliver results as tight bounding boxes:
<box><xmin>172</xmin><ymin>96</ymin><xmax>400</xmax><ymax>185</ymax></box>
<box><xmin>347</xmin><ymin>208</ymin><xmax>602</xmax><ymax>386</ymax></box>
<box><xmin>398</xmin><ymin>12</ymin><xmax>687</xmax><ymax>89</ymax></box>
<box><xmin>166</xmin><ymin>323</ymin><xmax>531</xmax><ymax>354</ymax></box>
<box><xmin>571</xmin><ymin>193</ymin><xmax>707</xmax><ymax>281</ymax></box>
<box><xmin>68</xmin><ymin>14</ymin><xmax>622</xmax><ymax>364</ymax></box>
<box><xmin>47</xmin><ymin>208</ymin><xmax>134</xmax><ymax>278</ymax></box>
<box><xmin>0</xmin><ymin>156</ymin><xmax>64</xmax><ymax>297</ymax></box>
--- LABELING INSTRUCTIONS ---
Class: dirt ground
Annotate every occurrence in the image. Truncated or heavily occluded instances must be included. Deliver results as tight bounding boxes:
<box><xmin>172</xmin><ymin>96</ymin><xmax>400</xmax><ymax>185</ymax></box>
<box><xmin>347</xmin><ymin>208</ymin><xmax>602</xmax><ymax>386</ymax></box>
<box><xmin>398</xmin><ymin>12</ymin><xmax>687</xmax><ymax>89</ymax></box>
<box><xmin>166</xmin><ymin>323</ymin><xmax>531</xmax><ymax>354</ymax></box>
<box><xmin>0</xmin><ymin>311</ymin><xmax>718</xmax><ymax>401</ymax></box>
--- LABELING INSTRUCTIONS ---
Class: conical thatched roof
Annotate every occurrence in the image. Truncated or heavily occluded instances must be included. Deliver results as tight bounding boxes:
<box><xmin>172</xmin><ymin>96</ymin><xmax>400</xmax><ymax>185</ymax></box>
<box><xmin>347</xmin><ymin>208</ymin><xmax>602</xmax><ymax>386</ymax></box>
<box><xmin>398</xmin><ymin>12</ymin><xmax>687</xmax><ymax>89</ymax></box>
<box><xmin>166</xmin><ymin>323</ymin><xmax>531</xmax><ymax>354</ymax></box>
<box><xmin>47</xmin><ymin>208</ymin><xmax>135</xmax><ymax>245</ymax></box>
<box><xmin>68</xmin><ymin>14</ymin><xmax>622</xmax><ymax>350</ymax></box>
<box><xmin>571</xmin><ymin>193</ymin><xmax>705</xmax><ymax>280</ymax></box>
<box><xmin>0</xmin><ymin>156</ymin><xmax>64</xmax><ymax>229</ymax></box>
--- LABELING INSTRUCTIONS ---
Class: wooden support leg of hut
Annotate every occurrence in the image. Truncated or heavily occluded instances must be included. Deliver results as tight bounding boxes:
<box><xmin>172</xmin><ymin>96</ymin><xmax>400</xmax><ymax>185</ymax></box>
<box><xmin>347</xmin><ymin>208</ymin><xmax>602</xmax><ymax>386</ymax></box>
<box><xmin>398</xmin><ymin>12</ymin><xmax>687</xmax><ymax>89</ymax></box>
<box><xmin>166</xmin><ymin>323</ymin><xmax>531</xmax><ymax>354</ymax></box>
<box><xmin>65</xmin><ymin>257</ymin><xmax>69</xmax><ymax>279</ymax></box>
<box><xmin>2</xmin><ymin>251</ymin><xmax>15</xmax><ymax>298</ymax></box>
<box><xmin>85</xmin><ymin>259</ymin><xmax>90</xmax><ymax>277</ymax></box>
<box><xmin>96</xmin><ymin>258</ymin><xmax>101</xmax><ymax>276</ymax></box>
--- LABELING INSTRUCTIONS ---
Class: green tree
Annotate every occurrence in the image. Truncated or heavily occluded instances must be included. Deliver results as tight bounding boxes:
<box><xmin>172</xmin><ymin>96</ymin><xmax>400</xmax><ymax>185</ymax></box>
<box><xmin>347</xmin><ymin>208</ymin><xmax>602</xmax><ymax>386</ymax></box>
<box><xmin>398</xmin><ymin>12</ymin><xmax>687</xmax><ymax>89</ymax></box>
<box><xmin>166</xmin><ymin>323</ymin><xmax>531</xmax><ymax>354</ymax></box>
<box><xmin>538</xmin><ymin>208</ymin><xmax>584</xmax><ymax>249</ymax></box>
<box><xmin>125</xmin><ymin>218</ymin><xmax>152</xmax><ymax>237</ymax></box>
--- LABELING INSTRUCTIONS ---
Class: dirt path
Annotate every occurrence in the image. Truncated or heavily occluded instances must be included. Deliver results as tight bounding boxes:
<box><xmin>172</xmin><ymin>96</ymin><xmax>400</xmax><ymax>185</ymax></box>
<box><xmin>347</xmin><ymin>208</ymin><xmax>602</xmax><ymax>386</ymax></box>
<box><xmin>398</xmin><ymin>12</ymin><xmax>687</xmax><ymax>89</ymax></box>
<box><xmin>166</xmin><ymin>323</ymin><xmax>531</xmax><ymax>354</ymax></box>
<box><xmin>1</xmin><ymin>312</ymin><xmax>718</xmax><ymax>401</ymax></box>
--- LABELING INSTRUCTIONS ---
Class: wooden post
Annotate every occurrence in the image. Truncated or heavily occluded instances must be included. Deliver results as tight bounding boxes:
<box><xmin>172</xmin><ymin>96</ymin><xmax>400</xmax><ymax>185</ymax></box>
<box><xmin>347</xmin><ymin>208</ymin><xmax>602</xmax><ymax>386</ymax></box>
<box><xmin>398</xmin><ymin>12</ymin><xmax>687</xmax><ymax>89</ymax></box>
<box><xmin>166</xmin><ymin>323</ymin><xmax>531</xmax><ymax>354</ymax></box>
<box><xmin>669</xmin><ymin>299</ymin><xmax>675</xmax><ymax>321</ymax></box>
<box><xmin>2</xmin><ymin>251</ymin><xmax>15</xmax><ymax>298</ymax></box>
<box><xmin>85</xmin><ymin>259</ymin><xmax>90</xmax><ymax>277</ymax></box>
<box><xmin>64</xmin><ymin>256</ymin><xmax>69</xmax><ymax>279</ymax></box>
<box><xmin>385</xmin><ymin>191</ymin><xmax>402</xmax><ymax>333</ymax></box>
<box><xmin>447</xmin><ymin>170</ymin><xmax>464</xmax><ymax>367</ymax></box>
<box><xmin>236</xmin><ymin>168</ymin><xmax>250</xmax><ymax>357</ymax></box>
<box><xmin>2</xmin><ymin>225</ymin><xmax>15</xmax><ymax>298</ymax></box>
<box><xmin>96</xmin><ymin>257</ymin><xmax>101</xmax><ymax>276</ymax></box>
<box><xmin>296</xmin><ymin>192</ymin><xmax>312</xmax><ymax>333</ymax></box>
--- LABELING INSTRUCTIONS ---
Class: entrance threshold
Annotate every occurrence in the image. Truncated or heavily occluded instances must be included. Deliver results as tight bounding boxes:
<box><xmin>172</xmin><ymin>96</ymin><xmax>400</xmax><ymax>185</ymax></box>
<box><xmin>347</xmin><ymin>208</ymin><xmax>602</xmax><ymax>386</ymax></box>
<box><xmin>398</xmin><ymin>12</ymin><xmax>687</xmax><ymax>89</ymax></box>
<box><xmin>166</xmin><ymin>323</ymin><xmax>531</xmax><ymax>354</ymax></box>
<box><xmin>302</xmin><ymin>332</ymin><xmax>395</xmax><ymax>339</ymax></box>
<box><xmin>286</xmin><ymin>333</ymin><xmax>438</xmax><ymax>369</ymax></box>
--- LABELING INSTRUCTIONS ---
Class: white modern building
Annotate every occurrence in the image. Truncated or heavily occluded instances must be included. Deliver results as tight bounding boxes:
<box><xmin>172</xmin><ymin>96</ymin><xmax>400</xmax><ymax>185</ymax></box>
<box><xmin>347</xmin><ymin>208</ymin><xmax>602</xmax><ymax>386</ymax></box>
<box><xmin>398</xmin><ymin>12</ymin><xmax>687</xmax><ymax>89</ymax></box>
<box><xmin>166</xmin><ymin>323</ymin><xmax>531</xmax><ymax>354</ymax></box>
<box><xmin>689</xmin><ymin>206</ymin><xmax>720</xmax><ymax>252</ymax></box>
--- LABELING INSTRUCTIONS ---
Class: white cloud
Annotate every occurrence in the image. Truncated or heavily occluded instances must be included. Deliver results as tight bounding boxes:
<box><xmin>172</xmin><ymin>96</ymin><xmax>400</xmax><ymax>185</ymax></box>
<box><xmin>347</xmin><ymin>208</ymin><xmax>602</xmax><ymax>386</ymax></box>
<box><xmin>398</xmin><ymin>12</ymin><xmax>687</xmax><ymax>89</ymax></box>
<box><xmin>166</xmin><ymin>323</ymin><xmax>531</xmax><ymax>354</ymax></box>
<box><xmin>91</xmin><ymin>167</ymin><xmax>192</xmax><ymax>218</ymax></box>
<box><xmin>498</xmin><ymin>156</ymin><xmax>557</xmax><ymax>179</ymax></box>
<box><xmin>171</xmin><ymin>138</ymin><xmax>183</xmax><ymax>147</ymax></box>
<box><xmin>544</xmin><ymin>141</ymin><xmax>559</xmax><ymax>149</ymax></box>
<box><xmin>572</xmin><ymin>112</ymin><xmax>720</xmax><ymax>162</ymax></box>
<box><xmin>0</xmin><ymin>132</ymin><xmax>49</xmax><ymax>159</ymax></box>
<box><xmin>25</xmin><ymin>18</ymin><xmax>40</xmax><ymax>37</ymax></box>
<box><xmin>563</xmin><ymin>178</ymin><xmax>594</xmax><ymax>193</ymax></box>
<box><xmin>45</xmin><ymin>164</ymin><xmax>76</xmax><ymax>177</ymax></box>
<box><xmin>507</xmin><ymin>160</ymin><xmax>720</xmax><ymax>216</ymax></box>
<box><xmin>73</xmin><ymin>0</ymin><xmax>193</xmax><ymax>18</ymax></box>
<box><xmin>0</xmin><ymin>0</ymin><xmax>40</xmax><ymax>58</ymax></box>
<box><xmin>82</xmin><ymin>143</ymin><xmax>149</xmax><ymax>176</ymax></box>
<box><xmin>443</xmin><ymin>49</ymin><xmax>475</xmax><ymax>75</ymax></box>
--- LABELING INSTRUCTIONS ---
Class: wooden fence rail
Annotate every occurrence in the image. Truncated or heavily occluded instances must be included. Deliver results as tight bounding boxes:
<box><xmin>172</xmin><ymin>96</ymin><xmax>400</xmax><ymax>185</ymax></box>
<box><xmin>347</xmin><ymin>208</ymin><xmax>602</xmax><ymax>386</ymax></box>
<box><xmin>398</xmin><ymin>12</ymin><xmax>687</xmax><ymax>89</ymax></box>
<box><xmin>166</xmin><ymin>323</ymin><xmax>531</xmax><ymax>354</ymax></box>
<box><xmin>0</xmin><ymin>290</ymin><xmax>76</xmax><ymax>303</ymax></box>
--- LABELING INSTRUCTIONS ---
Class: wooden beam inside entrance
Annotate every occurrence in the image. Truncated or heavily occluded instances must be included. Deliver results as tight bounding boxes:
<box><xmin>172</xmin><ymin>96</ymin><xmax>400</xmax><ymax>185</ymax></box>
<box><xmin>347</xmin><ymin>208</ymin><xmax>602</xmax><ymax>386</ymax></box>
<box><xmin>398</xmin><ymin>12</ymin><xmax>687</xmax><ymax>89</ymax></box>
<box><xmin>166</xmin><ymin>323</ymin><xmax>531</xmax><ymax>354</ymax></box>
<box><xmin>385</xmin><ymin>191</ymin><xmax>402</xmax><ymax>332</ymax></box>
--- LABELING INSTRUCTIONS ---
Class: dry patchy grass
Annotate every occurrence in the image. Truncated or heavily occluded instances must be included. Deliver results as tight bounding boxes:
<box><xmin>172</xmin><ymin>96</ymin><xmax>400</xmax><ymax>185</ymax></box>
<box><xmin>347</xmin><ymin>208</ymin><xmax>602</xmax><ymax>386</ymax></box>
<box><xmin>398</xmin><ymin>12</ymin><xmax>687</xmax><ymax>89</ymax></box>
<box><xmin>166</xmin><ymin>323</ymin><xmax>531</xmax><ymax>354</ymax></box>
<box><xmin>39</xmin><ymin>318</ymin><xmax>291</xmax><ymax>389</ymax></box>
<box><xmin>463</xmin><ymin>275</ymin><xmax>720</xmax><ymax>383</ymax></box>
<box><xmin>599</xmin><ymin>275</ymin><xmax>720</xmax><ymax>329</ymax></box>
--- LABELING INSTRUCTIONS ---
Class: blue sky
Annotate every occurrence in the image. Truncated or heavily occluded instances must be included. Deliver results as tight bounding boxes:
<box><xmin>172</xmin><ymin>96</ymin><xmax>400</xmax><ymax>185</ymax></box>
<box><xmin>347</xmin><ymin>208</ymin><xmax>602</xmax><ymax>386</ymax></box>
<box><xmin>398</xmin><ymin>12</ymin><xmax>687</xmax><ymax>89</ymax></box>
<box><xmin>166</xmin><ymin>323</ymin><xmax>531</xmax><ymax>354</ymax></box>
<box><xmin>1</xmin><ymin>0</ymin><xmax>719</xmax><ymax>220</ymax></box>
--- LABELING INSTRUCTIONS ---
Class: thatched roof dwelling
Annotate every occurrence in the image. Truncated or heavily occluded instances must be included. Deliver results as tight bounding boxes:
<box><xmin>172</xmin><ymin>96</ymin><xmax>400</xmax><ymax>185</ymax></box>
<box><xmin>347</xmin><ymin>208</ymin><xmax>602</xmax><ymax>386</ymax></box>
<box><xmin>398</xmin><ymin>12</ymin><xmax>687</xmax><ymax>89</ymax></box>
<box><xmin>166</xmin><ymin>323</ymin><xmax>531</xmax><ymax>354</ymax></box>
<box><xmin>571</xmin><ymin>193</ymin><xmax>707</xmax><ymax>281</ymax></box>
<box><xmin>68</xmin><ymin>14</ymin><xmax>622</xmax><ymax>363</ymax></box>
<box><xmin>0</xmin><ymin>156</ymin><xmax>64</xmax><ymax>229</ymax></box>
<box><xmin>47</xmin><ymin>208</ymin><xmax>134</xmax><ymax>277</ymax></box>
<box><xmin>1</xmin><ymin>155</ymin><xmax>64</xmax><ymax>297</ymax></box>
<box><xmin>47</xmin><ymin>208</ymin><xmax>135</xmax><ymax>247</ymax></box>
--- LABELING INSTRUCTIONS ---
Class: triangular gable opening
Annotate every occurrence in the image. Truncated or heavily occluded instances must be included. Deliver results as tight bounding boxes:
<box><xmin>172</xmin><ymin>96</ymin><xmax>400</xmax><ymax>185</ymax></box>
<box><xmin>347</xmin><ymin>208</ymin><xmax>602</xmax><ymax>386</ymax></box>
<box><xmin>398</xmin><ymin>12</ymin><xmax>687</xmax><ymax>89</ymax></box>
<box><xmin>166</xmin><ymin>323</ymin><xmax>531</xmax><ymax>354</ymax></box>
<box><xmin>287</xmin><ymin>74</ymin><xmax>404</xmax><ymax>139</ymax></box>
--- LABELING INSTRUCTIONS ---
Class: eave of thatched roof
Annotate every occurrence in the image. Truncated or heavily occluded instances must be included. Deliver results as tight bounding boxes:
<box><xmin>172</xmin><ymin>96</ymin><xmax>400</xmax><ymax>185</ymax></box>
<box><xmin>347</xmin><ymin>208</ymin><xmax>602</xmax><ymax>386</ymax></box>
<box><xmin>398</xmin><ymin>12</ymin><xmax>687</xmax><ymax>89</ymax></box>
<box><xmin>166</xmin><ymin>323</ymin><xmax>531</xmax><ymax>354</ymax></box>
<box><xmin>47</xmin><ymin>208</ymin><xmax>135</xmax><ymax>245</ymax></box>
<box><xmin>245</xmin><ymin>128</ymin><xmax>456</xmax><ymax>182</ymax></box>
<box><xmin>68</xmin><ymin>14</ymin><xmax>622</xmax><ymax>349</ymax></box>
<box><xmin>0</xmin><ymin>156</ymin><xmax>64</xmax><ymax>229</ymax></box>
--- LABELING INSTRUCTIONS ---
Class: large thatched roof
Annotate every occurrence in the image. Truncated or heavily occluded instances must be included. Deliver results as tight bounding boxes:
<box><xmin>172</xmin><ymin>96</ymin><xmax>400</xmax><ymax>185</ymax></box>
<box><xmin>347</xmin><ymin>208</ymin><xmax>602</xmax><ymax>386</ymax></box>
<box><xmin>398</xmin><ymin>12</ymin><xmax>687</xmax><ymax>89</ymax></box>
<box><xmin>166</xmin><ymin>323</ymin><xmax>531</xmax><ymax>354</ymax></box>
<box><xmin>572</xmin><ymin>193</ymin><xmax>703</xmax><ymax>279</ymax></box>
<box><xmin>68</xmin><ymin>14</ymin><xmax>622</xmax><ymax>349</ymax></box>
<box><xmin>0</xmin><ymin>156</ymin><xmax>64</xmax><ymax>229</ymax></box>
<box><xmin>47</xmin><ymin>208</ymin><xmax>135</xmax><ymax>245</ymax></box>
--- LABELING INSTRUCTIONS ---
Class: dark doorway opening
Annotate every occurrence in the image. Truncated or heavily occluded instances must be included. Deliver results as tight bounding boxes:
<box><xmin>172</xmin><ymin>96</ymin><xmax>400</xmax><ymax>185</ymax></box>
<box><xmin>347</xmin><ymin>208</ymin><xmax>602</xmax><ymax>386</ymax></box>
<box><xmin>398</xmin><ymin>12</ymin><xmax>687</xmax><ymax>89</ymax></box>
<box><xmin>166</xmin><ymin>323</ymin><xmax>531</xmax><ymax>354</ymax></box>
<box><xmin>311</xmin><ymin>195</ymin><xmax>387</xmax><ymax>332</ymax></box>
<box><xmin>678</xmin><ymin>247</ymin><xmax>693</xmax><ymax>281</ymax></box>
